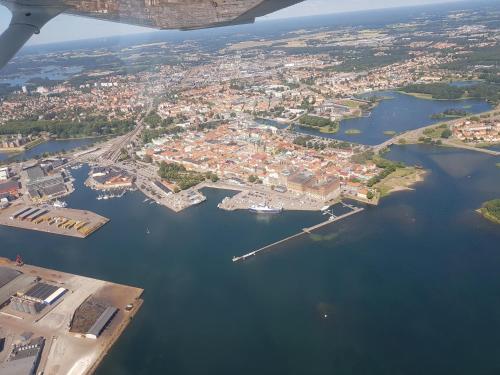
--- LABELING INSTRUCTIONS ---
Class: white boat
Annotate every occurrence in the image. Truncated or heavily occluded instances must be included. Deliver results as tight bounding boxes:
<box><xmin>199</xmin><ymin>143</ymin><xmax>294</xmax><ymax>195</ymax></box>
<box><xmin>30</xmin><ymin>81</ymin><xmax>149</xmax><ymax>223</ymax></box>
<box><xmin>103</xmin><ymin>195</ymin><xmax>109</xmax><ymax>200</ymax></box>
<box><xmin>249</xmin><ymin>204</ymin><xmax>282</xmax><ymax>214</ymax></box>
<box><xmin>97</xmin><ymin>195</ymin><xmax>103</xmax><ymax>200</ymax></box>
<box><xmin>53</xmin><ymin>200</ymin><xmax>67</xmax><ymax>208</ymax></box>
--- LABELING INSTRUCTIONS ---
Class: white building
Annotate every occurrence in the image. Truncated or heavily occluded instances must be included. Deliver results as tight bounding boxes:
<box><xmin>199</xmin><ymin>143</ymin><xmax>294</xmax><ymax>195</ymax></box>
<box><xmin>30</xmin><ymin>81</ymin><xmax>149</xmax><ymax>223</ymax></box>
<box><xmin>0</xmin><ymin>167</ymin><xmax>10</xmax><ymax>181</ymax></box>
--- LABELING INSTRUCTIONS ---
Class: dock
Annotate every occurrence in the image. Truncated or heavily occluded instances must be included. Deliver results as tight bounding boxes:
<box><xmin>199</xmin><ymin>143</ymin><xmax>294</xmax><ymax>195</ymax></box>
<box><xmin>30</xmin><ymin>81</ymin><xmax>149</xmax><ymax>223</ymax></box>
<box><xmin>0</xmin><ymin>204</ymin><xmax>109</xmax><ymax>238</ymax></box>
<box><xmin>0</xmin><ymin>257</ymin><xmax>143</xmax><ymax>375</ymax></box>
<box><xmin>232</xmin><ymin>205</ymin><xmax>364</xmax><ymax>263</ymax></box>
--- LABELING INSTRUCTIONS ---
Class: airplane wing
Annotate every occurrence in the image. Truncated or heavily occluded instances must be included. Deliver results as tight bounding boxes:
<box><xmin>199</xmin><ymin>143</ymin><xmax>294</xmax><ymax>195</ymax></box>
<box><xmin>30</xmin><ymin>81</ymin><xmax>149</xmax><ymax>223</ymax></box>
<box><xmin>0</xmin><ymin>0</ymin><xmax>304</xmax><ymax>69</ymax></box>
<box><xmin>63</xmin><ymin>0</ymin><xmax>304</xmax><ymax>30</ymax></box>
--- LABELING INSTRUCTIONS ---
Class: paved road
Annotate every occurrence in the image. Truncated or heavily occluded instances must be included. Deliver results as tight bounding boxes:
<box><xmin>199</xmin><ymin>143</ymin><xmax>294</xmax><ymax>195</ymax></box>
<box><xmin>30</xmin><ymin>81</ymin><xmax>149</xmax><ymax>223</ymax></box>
<box><xmin>373</xmin><ymin>123</ymin><xmax>500</xmax><ymax>156</ymax></box>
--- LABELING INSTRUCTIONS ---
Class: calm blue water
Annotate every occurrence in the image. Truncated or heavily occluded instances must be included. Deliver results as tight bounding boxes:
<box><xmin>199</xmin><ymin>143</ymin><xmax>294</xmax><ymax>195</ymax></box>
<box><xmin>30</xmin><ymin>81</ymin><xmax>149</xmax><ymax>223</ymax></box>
<box><xmin>0</xmin><ymin>138</ymin><xmax>97</xmax><ymax>162</ymax></box>
<box><xmin>1</xmin><ymin>145</ymin><xmax>499</xmax><ymax>374</ymax></box>
<box><xmin>295</xmin><ymin>91</ymin><xmax>491</xmax><ymax>145</ymax></box>
<box><xmin>0</xmin><ymin>66</ymin><xmax>83</xmax><ymax>87</ymax></box>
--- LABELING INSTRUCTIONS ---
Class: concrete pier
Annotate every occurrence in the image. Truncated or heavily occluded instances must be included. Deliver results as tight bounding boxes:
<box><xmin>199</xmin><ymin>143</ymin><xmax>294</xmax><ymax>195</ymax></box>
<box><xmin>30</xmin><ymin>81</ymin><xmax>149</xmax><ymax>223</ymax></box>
<box><xmin>233</xmin><ymin>205</ymin><xmax>364</xmax><ymax>263</ymax></box>
<box><xmin>0</xmin><ymin>204</ymin><xmax>109</xmax><ymax>238</ymax></box>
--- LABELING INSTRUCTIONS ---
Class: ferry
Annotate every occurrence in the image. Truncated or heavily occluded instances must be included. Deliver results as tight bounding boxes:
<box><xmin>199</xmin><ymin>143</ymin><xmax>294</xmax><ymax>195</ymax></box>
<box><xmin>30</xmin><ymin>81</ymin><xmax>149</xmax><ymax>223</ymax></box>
<box><xmin>249</xmin><ymin>204</ymin><xmax>283</xmax><ymax>214</ymax></box>
<box><xmin>52</xmin><ymin>200</ymin><xmax>68</xmax><ymax>208</ymax></box>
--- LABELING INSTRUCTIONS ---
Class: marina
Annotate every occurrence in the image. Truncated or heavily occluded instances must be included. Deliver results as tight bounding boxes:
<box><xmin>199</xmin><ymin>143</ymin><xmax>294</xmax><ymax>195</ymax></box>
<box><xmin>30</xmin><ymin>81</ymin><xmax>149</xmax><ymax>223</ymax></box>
<box><xmin>0</xmin><ymin>2</ymin><xmax>498</xmax><ymax>373</ymax></box>
<box><xmin>96</xmin><ymin>190</ymin><xmax>128</xmax><ymax>201</ymax></box>
<box><xmin>232</xmin><ymin>203</ymin><xmax>364</xmax><ymax>263</ymax></box>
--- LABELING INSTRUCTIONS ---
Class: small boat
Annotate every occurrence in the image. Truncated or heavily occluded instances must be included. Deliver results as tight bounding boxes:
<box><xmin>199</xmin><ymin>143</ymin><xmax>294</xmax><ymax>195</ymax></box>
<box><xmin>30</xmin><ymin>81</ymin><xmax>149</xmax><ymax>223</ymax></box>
<box><xmin>143</xmin><ymin>198</ymin><xmax>150</xmax><ymax>203</ymax></box>
<box><xmin>103</xmin><ymin>195</ymin><xmax>109</xmax><ymax>200</ymax></box>
<box><xmin>146</xmin><ymin>228</ymin><xmax>150</xmax><ymax>235</ymax></box>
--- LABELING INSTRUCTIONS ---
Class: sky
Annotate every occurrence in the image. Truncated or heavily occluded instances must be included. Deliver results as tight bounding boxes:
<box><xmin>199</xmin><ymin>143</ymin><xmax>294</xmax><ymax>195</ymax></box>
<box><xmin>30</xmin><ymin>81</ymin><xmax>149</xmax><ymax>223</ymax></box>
<box><xmin>0</xmin><ymin>0</ymin><xmax>461</xmax><ymax>45</ymax></box>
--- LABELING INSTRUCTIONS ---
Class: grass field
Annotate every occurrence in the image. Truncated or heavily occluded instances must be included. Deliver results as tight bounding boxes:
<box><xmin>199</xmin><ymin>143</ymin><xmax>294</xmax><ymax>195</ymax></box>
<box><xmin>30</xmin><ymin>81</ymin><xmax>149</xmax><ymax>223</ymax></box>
<box><xmin>375</xmin><ymin>167</ymin><xmax>426</xmax><ymax>197</ymax></box>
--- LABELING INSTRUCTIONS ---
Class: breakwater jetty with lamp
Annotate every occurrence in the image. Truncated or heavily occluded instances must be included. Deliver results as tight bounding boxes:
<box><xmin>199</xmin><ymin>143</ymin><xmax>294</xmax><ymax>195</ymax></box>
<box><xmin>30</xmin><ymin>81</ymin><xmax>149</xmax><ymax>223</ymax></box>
<box><xmin>232</xmin><ymin>203</ymin><xmax>364</xmax><ymax>263</ymax></box>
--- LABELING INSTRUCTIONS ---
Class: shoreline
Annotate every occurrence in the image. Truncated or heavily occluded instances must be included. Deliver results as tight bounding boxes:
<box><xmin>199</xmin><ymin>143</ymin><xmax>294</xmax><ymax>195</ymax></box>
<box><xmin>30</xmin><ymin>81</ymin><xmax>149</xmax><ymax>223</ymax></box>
<box><xmin>476</xmin><ymin>208</ymin><xmax>500</xmax><ymax>225</ymax></box>
<box><xmin>0</xmin><ymin>137</ymin><xmax>46</xmax><ymax>153</ymax></box>
<box><xmin>374</xmin><ymin>106</ymin><xmax>500</xmax><ymax>157</ymax></box>
<box><xmin>397</xmin><ymin>90</ymin><xmax>480</xmax><ymax>102</ymax></box>
<box><xmin>0</xmin><ymin>257</ymin><xmax>143</xmax><ymax>375</ymax></box>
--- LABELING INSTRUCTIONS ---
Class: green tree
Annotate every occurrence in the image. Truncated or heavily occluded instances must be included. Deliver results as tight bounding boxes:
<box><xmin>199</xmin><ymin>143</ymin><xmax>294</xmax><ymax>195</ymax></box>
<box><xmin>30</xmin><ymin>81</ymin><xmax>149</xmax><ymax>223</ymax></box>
<box><xmin>441</xmin><ymin>129</ymin><xmax>452</xmax><ymax>139</ymax></box>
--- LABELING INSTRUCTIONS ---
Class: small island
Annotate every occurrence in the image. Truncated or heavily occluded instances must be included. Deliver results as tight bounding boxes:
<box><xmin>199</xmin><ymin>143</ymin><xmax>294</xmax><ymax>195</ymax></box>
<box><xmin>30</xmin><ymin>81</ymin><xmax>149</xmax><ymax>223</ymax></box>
<box><xmin>430</xmin><ymin>108</ymin><xmax>468</xmax><ymax>119</ymax></box>
<box><xmin>345</xmin><ymin>129</ymin><xmax>361</xmax><ymax>135</ymax></box>
<box><xmin>479</xmin><ymin>199</ymin><xmax>500</xmax><ymax>224</ymax></box>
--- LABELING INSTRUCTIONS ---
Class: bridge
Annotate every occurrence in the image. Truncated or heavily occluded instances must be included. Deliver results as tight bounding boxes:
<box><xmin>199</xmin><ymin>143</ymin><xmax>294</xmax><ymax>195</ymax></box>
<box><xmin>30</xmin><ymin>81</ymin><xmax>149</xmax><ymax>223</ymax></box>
<box><xmin>373</xmin><ymin>124</ymin><xmax>500</xmax><ymax>156</ymax></box>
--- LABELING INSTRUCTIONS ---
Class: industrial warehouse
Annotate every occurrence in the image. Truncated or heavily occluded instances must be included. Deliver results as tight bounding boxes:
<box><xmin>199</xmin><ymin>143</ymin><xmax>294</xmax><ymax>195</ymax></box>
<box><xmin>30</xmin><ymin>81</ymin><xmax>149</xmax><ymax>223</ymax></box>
<box><xmin>10</xmin><ymin>282</ymin><xmax>67</xmax><ymax>315</ymax></box>
<box><xmin>0</xmin><ymin>257</ymin><xmax>144</xmax><ymax>375</ymax></box>
<box><xmin>0</xmin><ymin>337</ymin><xmax>45</xmax><ymax>375</ymax></box>
<box><xmin>70</xmin><ymin>297</ymin><xmax>119</xmax><ymax>339</ymax></box>
<box><xmin>22</xmin><ymin>162</ymin><xmax>72</xmax><ymax>201</ymax></box>
<box><xmin>0</xmin><ymin>204</ymin><xmax>109</xmax><ymax>238</ymax></box>
<box><xmin>0</xmin><ymin>264</ymin><xmax>67</xmax><ymax>318</ymax></box>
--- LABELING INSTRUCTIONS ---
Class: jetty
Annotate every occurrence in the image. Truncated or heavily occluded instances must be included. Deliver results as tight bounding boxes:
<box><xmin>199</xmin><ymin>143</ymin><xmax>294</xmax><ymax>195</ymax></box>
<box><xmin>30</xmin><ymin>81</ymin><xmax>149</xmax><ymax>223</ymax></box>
<box><xmin>232</xmin><ymin>205</ymin><xmax>364</xmax><ymax>263</ymax></box>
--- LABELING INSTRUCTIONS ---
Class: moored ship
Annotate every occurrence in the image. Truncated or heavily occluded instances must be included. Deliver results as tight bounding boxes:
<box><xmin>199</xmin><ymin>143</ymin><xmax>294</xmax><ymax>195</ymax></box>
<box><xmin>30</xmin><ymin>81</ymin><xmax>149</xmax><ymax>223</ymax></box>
<box><xmin>249</xmin><ymin>204</ymin><xmax>283</xmax><ymax>214</ymax></box>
